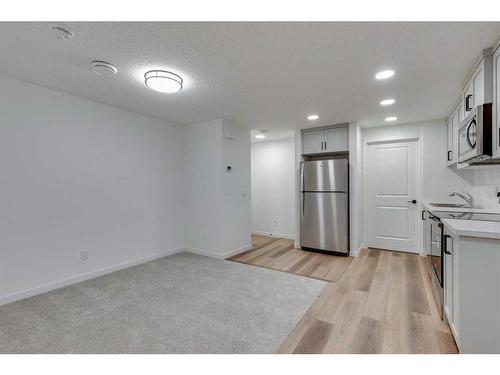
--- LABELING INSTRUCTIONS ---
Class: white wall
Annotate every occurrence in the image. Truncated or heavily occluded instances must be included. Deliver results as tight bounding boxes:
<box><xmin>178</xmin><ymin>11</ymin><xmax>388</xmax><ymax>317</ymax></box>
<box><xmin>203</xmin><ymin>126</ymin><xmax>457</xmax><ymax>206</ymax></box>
<box><xmin>0</xmin><ymin>75</ymin><xmax>185</xmax><ymax>303</ymax></box>
<box><xmin>251</xmin><ymin>138</ymin><xmax>296</xmax><ymax>239</ymax></box>
<box><xmin>184</xmin><ymin>119</ymin><xmax>251</xmax><ymax>257</ymax></box>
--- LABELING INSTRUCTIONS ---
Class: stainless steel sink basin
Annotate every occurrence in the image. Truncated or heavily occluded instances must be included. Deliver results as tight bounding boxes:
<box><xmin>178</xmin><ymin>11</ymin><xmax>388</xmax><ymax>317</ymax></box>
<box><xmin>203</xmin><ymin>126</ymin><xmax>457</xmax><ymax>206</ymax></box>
<box><xmin>429</xmin><ymin>202</ymin><xmax>469</xmax><ymax>208</ymax></box>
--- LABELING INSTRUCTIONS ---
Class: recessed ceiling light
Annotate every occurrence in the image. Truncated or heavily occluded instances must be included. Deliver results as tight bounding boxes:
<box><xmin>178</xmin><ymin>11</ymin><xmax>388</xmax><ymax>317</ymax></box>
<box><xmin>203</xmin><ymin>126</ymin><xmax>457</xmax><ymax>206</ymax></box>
<box><xmin>375</xmin><ymin>70</ymin><xmax>395</xmax><ymax>80</ymax></box>
<box><xmin>380</xmin><ymin>99</ymin><xmax>395</xmax><ymax>106</ymax></box>
<box><xmin>307</xmin><ymin>114</ymin><xmax>319</xmax><ymax>121</ymax></box>
<box><xmin>144</xmin><ymin>70</ymin><xmax>183</xmax><ymax>93</ymax></box>
<box><xmin>51</xmin><ymin>25</ymin><xmax>74</xmax><ymax>40</ymax></box>
<box><xmin>255</xmin><ymin>134</ymin><xmax>266</xmax><ymax>139</ymax></box>
<box><xmin>91</xmin><ymin>61</ymin><xmax>118</xmax><ymax>76</ymax></box>
<box><xmin>385</xmin><ymin>116</ymin><xmax>398</xmax><ymax>122</ymax></box>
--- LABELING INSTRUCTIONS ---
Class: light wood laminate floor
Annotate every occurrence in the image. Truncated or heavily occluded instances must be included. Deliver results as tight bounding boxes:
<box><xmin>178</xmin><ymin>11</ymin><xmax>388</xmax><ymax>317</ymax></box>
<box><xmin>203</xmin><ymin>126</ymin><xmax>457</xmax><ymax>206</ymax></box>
<box><xmin>228</xmin><ymin>235</ymin><xmax>352</xmax><ymax>282</ymax></box>
<box><xmin>230</xmin><ymin>235</ymin><xmax>458</xmax><ymax>354</ymax></box>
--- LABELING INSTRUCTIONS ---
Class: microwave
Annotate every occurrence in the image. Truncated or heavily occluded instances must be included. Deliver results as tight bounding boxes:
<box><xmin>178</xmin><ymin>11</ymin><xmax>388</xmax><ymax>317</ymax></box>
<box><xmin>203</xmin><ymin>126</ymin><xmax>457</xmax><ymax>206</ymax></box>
<box><xmin>458</xmin><ymin>103</ymin><xmax>492</xmax><ymax>164</ymax></box>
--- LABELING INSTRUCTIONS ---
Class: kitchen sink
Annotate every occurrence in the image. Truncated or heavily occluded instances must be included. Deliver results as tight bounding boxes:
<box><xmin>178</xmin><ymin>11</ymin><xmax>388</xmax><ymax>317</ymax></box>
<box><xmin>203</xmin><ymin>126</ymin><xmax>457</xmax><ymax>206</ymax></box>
<box><xmin>428</xmin><ymin>202</ymin><xmax>469</xmax><ymax>208</ymax></box>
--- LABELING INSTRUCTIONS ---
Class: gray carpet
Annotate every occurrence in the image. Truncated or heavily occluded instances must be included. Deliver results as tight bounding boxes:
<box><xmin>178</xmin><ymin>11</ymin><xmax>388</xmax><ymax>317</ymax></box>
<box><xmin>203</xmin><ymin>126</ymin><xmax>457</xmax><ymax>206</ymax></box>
<box><xmin>0</xmin><ymin>252</ymin><xmax>325</xmax><ymax>353</ymax></box>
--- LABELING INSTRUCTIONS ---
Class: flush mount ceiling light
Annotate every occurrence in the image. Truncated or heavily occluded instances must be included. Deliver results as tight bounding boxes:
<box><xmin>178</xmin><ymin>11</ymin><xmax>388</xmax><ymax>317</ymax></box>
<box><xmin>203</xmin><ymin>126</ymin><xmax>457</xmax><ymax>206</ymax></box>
<box><xmin>51</xmin><ymin>25</ymin><xmax>74</xmax><ymax>40</ymax></box>
<box><xmin>380</xmin><ymin>98</ymin><xmax>396</xmax><ymax>106</ymax></box>
<box><xmin>307</xmin><ymin>114</ymin><xmax>319</xmax><ymax>121</ymax></box>
<box><xmin>375</xmin><ymin>70</ymin><xmax>395</xmax><ymax>80</ymax></box>
<box><xmin>385</xmin><ymin>116</ymin><xmax>398</xmax><ymax>122</ymax></box>
<box><xmin>144</xmin><ymin>70</ymin><xmax>183</xmax><ymax>93</ymax></box>
<box><xmin>91</xmin><ymin>61</ymin><xmax>118</xmax><ymax>77</ymax></box>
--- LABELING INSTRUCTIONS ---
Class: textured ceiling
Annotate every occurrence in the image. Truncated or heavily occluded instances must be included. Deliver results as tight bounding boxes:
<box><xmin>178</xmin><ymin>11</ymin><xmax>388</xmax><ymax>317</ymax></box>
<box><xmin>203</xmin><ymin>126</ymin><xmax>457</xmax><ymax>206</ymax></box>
<box><xmin>1</xmin><ymin>22</ymin><xmax>500</xmax><ymax>129</ymax></box>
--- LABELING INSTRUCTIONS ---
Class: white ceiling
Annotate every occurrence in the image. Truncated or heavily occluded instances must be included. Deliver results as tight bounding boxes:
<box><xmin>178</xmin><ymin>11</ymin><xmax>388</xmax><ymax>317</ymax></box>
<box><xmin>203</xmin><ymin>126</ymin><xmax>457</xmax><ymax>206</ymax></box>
<box><xmin>1</xmin><ymin>22</ymin><xmax>500</xmax><ymax>129</ymax></box>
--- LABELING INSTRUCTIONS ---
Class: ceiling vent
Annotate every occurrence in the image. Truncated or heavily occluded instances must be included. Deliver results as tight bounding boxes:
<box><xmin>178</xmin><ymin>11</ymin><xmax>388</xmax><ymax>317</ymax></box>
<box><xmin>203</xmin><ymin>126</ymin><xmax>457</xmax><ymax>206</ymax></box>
<box><xmin>51</xmin><ymin>25</ymin><xmax>74</xmax><ymax>40</ymax></box>
<box><xmin>91</xmin><ymin>61</ymin><xmax>118</xmax><ymax>76</ymax></box>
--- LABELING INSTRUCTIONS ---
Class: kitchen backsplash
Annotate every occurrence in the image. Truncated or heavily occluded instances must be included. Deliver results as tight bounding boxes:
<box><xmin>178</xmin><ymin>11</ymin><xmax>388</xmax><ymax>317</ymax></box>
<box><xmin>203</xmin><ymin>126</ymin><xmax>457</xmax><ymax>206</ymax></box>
<box><xmin>471</xmin><ymin>166</ymin><xmax>500</xmax><ymax>208</ymax></box>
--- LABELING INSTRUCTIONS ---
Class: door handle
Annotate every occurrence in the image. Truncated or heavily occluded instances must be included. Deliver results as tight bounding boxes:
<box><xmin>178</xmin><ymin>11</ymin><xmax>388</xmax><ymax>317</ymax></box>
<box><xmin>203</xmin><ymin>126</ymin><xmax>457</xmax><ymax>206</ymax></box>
<box><xmin>447</xmin><ymin>151</ymin><xmax>452</xmax><ymax>161</ymax></box>
<box><xmin>422</xmin><ymin>210</ymin><xmax>426</xmax><ymax>220</ymax></box>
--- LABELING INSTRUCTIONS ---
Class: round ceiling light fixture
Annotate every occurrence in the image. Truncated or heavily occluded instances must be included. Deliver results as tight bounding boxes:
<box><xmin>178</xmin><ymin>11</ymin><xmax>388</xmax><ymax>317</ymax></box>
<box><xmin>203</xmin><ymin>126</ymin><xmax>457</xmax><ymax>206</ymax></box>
<box><xmin>380</xmin><ymin>98</ymin><xmax>395</xmax><ymax>106</ymax></box>
<box><xmin>375</xmin><ymin>70</ymin><xmax>395</xmax><ymax>80</ymax></box>
<box><xmin>307</xmin><ymin>114</ymin><xmax>319</xmax><ymax>121</ymax></box>
<box><xmin>51</xmin><ymin>25</ymin><xmax>74</xmax><ymax>40</ymax></box>
<box><xmin>91</xmin><ymin>61</ymin><xmax>118</xmax><ymax>76</ymax></box>
<box><xmin>144</xmin><ymin>70</ymin><xmax>183</xmax><ymax>93</ymax></box>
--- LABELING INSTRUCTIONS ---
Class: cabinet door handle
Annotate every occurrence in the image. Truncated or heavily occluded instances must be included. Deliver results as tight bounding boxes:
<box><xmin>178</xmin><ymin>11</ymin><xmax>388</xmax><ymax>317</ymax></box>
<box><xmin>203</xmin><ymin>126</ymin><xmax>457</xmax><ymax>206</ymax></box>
<box><xmin>447</xmin><ymin>150</ymin><xmax>452</xmax><ymax>161</ymax></box>
<box><xmin>324</xmin><ymin>141</ymin><xmax>327</xmax><ymax>150</ymax></box>
<box><xmin>421</xmin><ymin>210</ymin><xmax>426</xmax><ymax>220</ymax></box>
<box><xmin>465</xmin><ymin>94</ymin><xmax>473</xmax><ymax>111</ymax></box>
<box><xmin>443</xmin><ymin>234</ymin><xmax>452</xmax><ymax>255</ymax></box>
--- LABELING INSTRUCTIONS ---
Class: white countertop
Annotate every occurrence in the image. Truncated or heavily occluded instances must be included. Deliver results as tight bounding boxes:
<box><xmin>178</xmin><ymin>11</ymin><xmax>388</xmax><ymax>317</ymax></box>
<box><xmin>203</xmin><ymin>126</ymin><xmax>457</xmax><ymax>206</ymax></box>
<box><xmin>422</xmin><ymin>202</ymin><xmax>500</xmax><ymax>239</ymax></box>
<box><xmin>422</xmin><ymin>202</ymin><xmax>500</xmax><ymax>214</ymax></box>
<box><xmin>441</xmin><ymin>219</ymin><xmax>500</xmax><ymax>240</ymax></box>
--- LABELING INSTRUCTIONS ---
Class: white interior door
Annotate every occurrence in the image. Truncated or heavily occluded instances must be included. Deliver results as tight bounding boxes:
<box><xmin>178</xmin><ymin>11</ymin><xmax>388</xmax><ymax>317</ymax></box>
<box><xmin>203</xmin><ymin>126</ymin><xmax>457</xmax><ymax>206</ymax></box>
<box><xmin>364</xmin><ymin>140</ymin><xmax>421</xmax><ymax>253</ymax></box>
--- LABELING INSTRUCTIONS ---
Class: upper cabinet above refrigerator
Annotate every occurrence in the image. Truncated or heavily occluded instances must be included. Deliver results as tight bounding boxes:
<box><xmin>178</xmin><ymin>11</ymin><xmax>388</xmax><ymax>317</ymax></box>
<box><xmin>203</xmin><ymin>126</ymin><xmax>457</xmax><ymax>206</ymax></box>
<box><xmin>302</xmin><ymin>125</ymin><xmax>349</xmax><ymax>155</ymax></box>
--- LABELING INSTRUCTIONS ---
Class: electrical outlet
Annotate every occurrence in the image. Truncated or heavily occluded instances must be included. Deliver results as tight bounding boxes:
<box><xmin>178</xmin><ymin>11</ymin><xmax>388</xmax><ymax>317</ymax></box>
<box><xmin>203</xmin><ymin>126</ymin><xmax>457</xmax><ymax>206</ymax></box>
<box><xmin>202</xmin><ymin>233</ymin><xmax>206</xmax><ymax>241</ymax></box>
<box><xmin>80</xmin><ymin>250</ymin><xmax>88</xmax><ymax>261</ymax></box>
<box><xmin>273</xmin><ymin>220</ymin><xmax>278</xmax><ymax>227</ymax></box>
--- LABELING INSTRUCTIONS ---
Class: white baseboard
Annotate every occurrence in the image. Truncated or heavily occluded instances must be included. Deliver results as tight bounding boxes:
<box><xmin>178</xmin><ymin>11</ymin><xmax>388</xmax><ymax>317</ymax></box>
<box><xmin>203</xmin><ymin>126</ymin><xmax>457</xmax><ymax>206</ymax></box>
<box><xmin>0</xmin><ymin>246</ymin><xmax>183</xmax><ymax>307</ymax></box>
<box><xmin>252</xmin><ymin>231</ymin><xmax>295</xmax><ymax>240</ymax></box>
<box><xmin>351</xmin><ymin>243</ymin><xmax>365</xmax><ymax>257</ymax></box>
<box><xmin>184</xmin><ymin>243</ymin><xmax>253</xmax><ymax>259</ymax></box>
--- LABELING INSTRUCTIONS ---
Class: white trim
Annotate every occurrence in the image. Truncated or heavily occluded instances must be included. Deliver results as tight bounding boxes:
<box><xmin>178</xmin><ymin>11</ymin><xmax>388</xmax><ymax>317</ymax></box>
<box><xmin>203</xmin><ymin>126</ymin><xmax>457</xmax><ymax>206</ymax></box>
<box><xmin>251</xmin><ymin>231</ymin><xmax>295</xmax><ymax>240</ymax></box>
<box><xmin>184</xmin><ymin>243</ymin><xmax>253</xmax><ymax>260</ymax></box>
<box><xmin>351</xmin><ymin>243</ymin><xmax>365</xmax><ymax>257</ymax></box>
<box><xmin>363</xmin><ymin>137</ymin><xmax>422</xmax><ymax>254</ymax></box>
<box><xmin>366</xmin><ymin>137</ymin><xmax>419</xmax><ymax>146</ymax></box>
<box><xmin>0</xmin><ymin>247</ymin><xmax>183</xmax><ymax>307</ymax></box>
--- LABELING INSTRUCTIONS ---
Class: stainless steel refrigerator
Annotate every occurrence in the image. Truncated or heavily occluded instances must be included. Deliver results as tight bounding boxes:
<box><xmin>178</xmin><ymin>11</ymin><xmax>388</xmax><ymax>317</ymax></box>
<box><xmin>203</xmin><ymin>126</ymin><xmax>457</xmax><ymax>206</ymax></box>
<box><xmin>300</xmin><ymin>159</ymin><xmax>349</xmax><ymax>255</ymax></box>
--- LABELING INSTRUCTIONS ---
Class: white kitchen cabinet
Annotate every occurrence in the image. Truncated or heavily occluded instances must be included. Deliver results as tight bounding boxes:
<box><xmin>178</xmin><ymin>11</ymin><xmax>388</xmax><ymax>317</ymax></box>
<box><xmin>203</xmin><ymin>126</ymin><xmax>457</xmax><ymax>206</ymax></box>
<box><xmin>493</xmin><ymin>45</ymin><xmax>500</xmax><ymax>159</ymax></box>
<box><xmin>443</xmin><ymin>230</ymin><xmax>456</xmax><ymax>333</ymax></box>
<box><xmin>302</xmin><ymin>125</ymin><xmax>348</xmax><ymax>155</ymax></box>
<box><xmin>461</xmin><ymin>50</ymin><xmax>493</xmax><ymax>120</ymax></box>
<box><xmin>302</xmin><ymin>129</ymin><xmax>324</xmax><ymax>154</ymax></box>
<box><xmin>446</xmin><ymin>117</ymin><xmax>453</xmax><ymax>165</ymax></box>
<box><xmin>440</xmin><ymin>222</ymin><xmax>500</xmax><ymax>353</ymax></box>
<box><xmin>324</xmin><ymin>126</ymin><xmax>348</xmax><ymax>153</ymax></box>
<box><xmin>446</xmin><ymin>104</ymin><xmax>460</xmax><ymax>166</ymax></box>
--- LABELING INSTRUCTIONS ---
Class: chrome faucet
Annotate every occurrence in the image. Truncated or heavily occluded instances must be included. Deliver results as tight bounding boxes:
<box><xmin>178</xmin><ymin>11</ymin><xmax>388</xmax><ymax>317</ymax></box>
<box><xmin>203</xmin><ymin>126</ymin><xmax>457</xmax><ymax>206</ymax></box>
<box><xmin>449</xmin><ymin>191</ymin><xmax>474</xmax><ymax>208</ymax></box>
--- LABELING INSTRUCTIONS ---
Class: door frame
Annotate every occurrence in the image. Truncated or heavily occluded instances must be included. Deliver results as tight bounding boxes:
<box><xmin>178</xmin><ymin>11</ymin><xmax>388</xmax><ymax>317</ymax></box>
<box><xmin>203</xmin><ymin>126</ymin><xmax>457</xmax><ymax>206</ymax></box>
<box><xmin>362</xmin><ymin>137</ymin><xmax>423</xmax><ymax>254</ymax></box>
